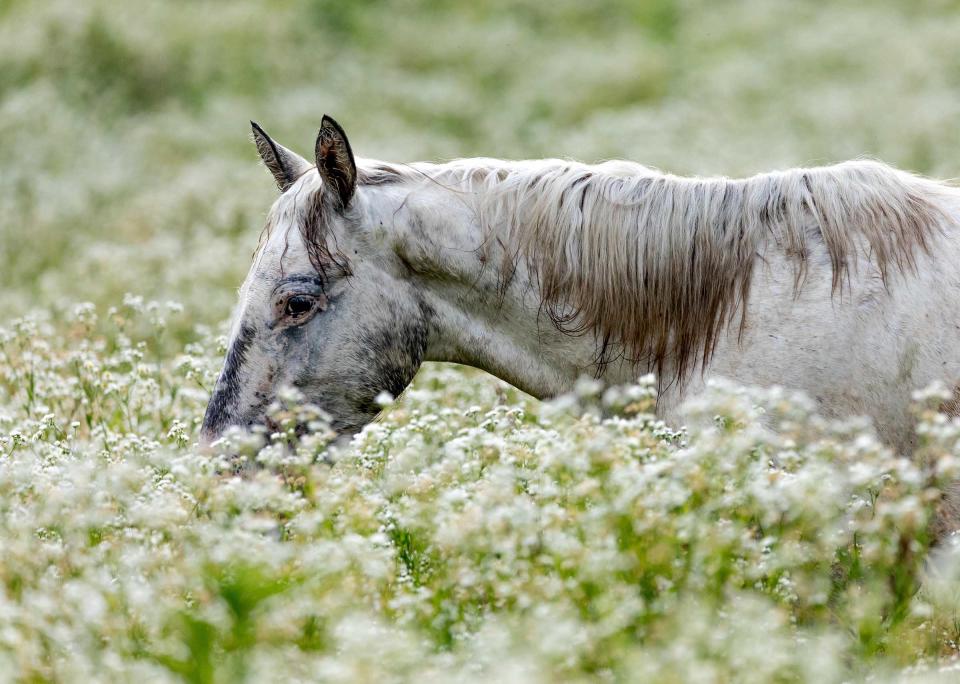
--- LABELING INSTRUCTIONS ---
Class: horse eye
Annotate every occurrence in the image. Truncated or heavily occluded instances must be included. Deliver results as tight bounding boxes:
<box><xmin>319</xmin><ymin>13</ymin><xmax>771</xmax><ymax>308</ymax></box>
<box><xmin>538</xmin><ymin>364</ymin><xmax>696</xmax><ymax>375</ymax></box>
<box><xmin>285</xmin><ymin>295</ymin><xmax>315</xmax><ymax>318</ymax></box>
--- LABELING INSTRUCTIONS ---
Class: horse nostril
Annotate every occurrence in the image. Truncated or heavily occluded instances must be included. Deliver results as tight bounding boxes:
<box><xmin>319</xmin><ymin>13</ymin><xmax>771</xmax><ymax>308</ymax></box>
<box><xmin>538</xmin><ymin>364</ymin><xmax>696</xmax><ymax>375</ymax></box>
<box><xmin>262</xmin><ymin>416</ymin><xmax>281</xmax><ymax>435</ymax></box>
<box><xmin>259</xmin><ymin>416</ymin><xmax>311</xmax><ymax>441</ymax></box>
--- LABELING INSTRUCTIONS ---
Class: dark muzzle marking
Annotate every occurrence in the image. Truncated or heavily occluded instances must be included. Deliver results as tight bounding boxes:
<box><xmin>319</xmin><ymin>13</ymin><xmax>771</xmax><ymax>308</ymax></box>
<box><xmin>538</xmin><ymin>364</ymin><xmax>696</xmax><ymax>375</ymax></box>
<box><xmin>201</xmin><ymin>324</ymin><xmax>256</xmax><ymax>438</ymax></box>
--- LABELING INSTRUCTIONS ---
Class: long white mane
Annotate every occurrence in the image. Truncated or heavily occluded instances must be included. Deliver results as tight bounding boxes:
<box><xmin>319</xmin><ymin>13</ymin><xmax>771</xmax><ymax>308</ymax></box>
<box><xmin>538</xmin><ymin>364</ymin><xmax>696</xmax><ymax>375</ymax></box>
<box><xmin>372</xmin><ymin>157</ymin><xmax>958</xmax><ymax>379</ymax></box>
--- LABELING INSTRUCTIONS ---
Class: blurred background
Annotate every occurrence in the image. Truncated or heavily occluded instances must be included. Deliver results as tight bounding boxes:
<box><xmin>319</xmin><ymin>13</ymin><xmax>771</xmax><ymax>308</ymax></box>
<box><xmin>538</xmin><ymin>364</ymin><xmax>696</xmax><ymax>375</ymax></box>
<box><xmin>2</xmin><ymin>0</ymin><xmax>960</xmax><ymax>342</ymax></box>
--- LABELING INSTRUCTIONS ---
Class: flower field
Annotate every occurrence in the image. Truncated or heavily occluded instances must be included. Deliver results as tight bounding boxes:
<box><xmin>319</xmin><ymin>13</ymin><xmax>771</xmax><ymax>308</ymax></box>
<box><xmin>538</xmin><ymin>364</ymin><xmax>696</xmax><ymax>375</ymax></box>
<box><xmin>3</xmin><ymin>1</ymin><xmax>960</xmax><ymax>680</ymax></box>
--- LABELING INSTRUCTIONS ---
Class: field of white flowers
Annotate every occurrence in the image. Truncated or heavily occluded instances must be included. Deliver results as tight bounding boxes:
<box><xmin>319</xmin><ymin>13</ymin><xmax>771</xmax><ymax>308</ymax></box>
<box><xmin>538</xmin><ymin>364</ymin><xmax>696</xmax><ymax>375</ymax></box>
<box><xmin>4</xmin><ymin>1</ymin><xmax>960</xmax><ymax>681</ymax></box>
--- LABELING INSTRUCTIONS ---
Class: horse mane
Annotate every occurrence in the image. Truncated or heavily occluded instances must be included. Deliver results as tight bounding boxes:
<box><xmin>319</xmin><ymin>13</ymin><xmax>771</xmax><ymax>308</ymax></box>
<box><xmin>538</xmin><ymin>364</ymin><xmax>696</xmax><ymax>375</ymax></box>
<box><xmin>381</xmin><ymin>157</ymin><xmax>957</xmax><ymax>382</ymax></box>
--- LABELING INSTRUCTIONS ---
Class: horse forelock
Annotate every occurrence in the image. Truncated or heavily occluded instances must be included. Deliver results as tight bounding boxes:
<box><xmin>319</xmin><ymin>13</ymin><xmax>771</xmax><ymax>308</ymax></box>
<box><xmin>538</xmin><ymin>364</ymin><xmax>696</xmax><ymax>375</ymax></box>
<box><xmin>252</xmin><ymin>171</ymin><xmax>352</xmax><ymax>283</ymax></box>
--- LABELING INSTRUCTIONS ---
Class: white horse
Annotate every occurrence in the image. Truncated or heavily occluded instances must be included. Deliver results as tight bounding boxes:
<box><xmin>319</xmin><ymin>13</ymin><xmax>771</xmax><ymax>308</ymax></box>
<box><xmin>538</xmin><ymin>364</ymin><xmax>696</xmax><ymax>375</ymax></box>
<box><xmin>202</xmin><ymin>116</ymin><xmax>960</xmax><ymax>459</ymax></box>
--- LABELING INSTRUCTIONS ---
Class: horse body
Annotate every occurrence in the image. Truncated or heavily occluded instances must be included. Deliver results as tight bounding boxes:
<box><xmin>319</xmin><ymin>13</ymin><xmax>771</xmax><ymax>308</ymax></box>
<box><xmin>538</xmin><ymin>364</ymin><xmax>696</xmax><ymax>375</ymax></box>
<box><xmin>689</xmin><ymin>244</ymin><xmax>960</xmax><ymax>452</ymax></box>
<box><xmin>202</xmin><ymin>117</ymin><xmax>960</xmax><ymax>455</ymax></box>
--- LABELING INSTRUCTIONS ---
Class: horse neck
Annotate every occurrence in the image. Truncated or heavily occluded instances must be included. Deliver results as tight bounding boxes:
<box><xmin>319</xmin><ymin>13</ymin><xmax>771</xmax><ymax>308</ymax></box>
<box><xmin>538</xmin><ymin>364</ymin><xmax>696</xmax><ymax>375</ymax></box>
<box><xmin>366</xmin><ymin>172</ymin><xmax>630</xmax><ymax>399</ymax></box>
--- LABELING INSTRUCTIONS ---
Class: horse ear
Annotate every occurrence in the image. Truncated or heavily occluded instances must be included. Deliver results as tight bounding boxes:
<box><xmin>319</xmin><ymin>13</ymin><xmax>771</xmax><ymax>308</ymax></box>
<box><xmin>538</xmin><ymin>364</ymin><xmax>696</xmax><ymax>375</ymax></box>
<box><xmin>315</xmin><ymin>115</ymin><xmax>357</xmax><ymax>209</ymax></box>
<box><xmin>250</xmin><ymin>121</ymin><xmax>311</xmax><ymax>192</ymax></box>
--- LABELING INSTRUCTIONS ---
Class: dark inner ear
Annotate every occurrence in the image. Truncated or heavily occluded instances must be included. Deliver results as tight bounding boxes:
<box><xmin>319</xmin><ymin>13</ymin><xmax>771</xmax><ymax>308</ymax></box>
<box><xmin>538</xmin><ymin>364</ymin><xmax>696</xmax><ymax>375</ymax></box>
<box><xmin>251</xmin><ymin>121</ymin><xmax>310</xmax><ymax>193</ymax></box>
<box><xmin>315</xmin><ymin>115</ymin><xmax>357</xmax><ymax>210</ymax></box>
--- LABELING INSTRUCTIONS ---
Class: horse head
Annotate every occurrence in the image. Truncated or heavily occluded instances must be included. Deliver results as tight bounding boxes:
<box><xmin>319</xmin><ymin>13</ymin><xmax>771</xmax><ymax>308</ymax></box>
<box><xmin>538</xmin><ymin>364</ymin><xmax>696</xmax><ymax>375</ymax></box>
<box><xmin>200</xmin><ymin>117</ymin><xmax>433</xmax><ymax>442</ymax></box>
